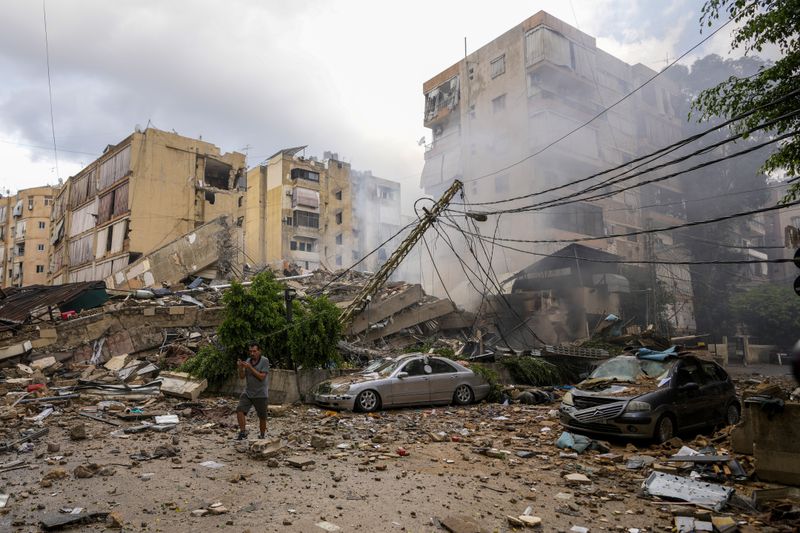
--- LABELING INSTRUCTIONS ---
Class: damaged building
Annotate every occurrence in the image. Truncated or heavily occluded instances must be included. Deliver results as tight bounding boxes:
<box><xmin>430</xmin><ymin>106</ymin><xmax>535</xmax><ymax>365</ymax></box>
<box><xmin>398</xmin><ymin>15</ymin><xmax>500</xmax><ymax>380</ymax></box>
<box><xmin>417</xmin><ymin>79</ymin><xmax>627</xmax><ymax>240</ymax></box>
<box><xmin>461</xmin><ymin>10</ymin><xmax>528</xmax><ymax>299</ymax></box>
<box><xmin>245</xmin><ymin>148</ymin><xmax>403</xmax><ymax>274</ymax></box>
<box><xmin>48</xmin><ymin>128</ymin><xmax>247</xmax><ymax>287</ymax></box>
<box><xmin>420</xmin><ymin>10</ymin><xmax>696</xmax><ymax>334</ymax></box>
<box><xmin>0</xmin><ymin>186</ymin><xmax>59</xmax><ymax>288</ymax></box>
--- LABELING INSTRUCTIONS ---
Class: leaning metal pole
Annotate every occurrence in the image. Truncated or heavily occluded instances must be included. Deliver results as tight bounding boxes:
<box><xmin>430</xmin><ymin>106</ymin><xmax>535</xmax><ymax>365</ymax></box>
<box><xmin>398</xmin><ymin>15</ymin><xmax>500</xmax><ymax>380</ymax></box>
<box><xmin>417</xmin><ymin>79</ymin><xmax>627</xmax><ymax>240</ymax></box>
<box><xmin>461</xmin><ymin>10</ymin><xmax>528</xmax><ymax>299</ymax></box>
<box><xmin>339</xmin><ymin>179</ymin><xmax>464</xmax><ymax>327</ymax></box>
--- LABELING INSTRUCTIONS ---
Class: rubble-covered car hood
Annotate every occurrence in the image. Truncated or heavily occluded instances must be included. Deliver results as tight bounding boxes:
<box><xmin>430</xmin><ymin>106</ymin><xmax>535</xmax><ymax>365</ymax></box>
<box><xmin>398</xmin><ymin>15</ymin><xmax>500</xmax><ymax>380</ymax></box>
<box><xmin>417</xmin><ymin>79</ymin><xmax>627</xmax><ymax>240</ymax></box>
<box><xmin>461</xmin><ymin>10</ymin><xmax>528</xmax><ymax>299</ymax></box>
<box><xmin>575</xmin><ymin>378</ymin><xmax>664</xmax><ymax>399</ymax></box>
<box><xmin>312</xmin><ymin>373</ymin><xmax>382</xmax><ymax>394</ymax></box>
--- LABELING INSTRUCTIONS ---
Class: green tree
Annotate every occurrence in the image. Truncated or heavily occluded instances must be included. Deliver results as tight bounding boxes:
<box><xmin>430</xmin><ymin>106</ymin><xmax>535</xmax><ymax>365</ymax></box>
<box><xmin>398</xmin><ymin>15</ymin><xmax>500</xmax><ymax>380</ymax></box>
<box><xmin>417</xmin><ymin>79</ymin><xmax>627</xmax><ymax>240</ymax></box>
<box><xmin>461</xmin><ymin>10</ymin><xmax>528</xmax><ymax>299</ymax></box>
<box><xmin>180</xmin><ymin>271</ymin><xmax>343</xmax><ymax>383</ymax></box>
<box><xmin>694</xmin><ymin>0</ymin><xmax>800</xmax><ymax>200</ymax></box>
<box><xmin>730</xmin><ymin>283</ymin><xmax>800</xmax><ymax>347</ymax></box>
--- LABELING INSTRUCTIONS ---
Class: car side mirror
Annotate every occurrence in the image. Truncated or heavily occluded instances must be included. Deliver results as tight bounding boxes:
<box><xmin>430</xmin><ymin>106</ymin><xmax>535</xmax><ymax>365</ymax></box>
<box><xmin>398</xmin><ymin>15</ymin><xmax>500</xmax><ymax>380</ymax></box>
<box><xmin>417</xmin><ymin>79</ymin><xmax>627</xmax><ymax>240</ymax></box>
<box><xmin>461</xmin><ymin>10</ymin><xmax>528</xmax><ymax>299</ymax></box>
<box><xmin>680</xmin><ymin>382</ymin><xmax>699</xmax><ymax>392</ymax></box>
<box><xmin>396</xmin><ymin>372</ymin><xmax>408</xmax><ymax>379</ymax></box>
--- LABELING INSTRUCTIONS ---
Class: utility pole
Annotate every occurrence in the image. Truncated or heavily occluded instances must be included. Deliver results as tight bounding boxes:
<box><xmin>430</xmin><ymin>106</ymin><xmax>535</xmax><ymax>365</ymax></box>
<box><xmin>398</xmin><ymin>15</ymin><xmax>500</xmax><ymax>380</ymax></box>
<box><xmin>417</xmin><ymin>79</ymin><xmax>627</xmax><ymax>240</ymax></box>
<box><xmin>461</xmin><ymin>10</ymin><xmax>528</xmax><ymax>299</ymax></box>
<box><xmin>339</xmin><ymin>180</ymin><xmax>464</xmax><ymax>327</ymax></box>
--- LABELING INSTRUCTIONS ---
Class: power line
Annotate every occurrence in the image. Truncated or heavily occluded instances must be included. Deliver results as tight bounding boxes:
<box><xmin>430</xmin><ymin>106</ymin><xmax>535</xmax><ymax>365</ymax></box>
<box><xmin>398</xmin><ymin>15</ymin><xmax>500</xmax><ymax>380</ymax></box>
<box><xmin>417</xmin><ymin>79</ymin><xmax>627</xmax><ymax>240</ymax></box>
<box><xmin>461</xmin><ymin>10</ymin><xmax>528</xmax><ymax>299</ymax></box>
<box><xmin>441</xmin><ymin>197</ymin><xmax>800</xmax><ymax>245</ymax></box>
<box><xmin>42</xmin><ymin>0</ymin><xmax>59</xmax><ymax>179</ymax></box>
<box><xmin>457</xmin><ymin>14</ymin><xmax>735</xmax><ymax>186</ymax></box>
<box><xmin>452</xmin><ymin>87</ymin><xmax>800</xmax><ymax>207</ymax></box>
<box><xmin>471</xmin><ymin>129</ymin><xmax>798</xmax><ymax>216</ymax></box>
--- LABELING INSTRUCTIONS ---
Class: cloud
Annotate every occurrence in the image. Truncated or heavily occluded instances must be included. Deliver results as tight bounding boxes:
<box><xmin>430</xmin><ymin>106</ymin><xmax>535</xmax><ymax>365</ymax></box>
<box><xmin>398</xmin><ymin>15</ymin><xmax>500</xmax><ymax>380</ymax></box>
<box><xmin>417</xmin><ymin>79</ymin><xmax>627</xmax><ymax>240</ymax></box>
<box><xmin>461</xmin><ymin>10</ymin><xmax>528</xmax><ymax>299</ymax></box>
<box><xmin>0</xmin><ymin>0</ymin><xmax>729</xmax><ymax>210</ymax></box>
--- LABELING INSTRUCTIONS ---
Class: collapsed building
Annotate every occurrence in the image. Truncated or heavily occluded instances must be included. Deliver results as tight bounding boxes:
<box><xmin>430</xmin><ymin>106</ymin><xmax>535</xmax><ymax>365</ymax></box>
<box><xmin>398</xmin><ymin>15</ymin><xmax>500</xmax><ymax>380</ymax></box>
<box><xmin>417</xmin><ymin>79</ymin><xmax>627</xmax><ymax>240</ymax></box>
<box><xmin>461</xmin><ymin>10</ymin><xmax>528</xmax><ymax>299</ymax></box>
<box><xmin>48</xmin><ymin>128</ymin><xmax>247</xmax><ymax>287</ymax></box>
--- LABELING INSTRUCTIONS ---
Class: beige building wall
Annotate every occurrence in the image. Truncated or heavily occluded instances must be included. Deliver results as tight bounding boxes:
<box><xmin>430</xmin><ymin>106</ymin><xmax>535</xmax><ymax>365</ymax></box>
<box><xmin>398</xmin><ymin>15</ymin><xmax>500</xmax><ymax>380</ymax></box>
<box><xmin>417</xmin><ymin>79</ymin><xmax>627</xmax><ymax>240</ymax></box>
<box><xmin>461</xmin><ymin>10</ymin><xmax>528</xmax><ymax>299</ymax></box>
<box><xmin>420</xmin><ymin>10</ymin><xmax>695</xmax><ymax>331</ymax></box>
<box><xmin>50</xmin><ymin>128</ymin><xmax>246</xmax><ymax>286</ymax></box>
<box><xmin>244</xmin><ymin>149</ymin><xmax>402</xmax><ymax>274</ymax></box>
<box><xmin>0</xmin><ymin>186</ymin><xmax>58</xmax><ymax>288</ymax></box>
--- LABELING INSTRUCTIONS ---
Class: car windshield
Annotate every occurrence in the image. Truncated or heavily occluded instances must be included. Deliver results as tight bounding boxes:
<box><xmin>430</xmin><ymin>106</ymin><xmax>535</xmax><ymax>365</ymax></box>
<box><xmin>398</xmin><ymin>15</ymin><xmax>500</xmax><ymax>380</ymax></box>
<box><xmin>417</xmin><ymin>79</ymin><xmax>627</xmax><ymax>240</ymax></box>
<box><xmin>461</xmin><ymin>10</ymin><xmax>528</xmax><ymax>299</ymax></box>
<box><xmin>374</xmin><ymin>359</ymin><xmax>403</xmax><ymax>377</ymax></box>
<box><xmin>360</xmin><ymin>359</ymin><xmax>389</xmax><ymax>373</ymax></box>
<box><xmin>588</xmin><ymin>356</ymin><xmax>674</xmax><ymax>382</ymax></box>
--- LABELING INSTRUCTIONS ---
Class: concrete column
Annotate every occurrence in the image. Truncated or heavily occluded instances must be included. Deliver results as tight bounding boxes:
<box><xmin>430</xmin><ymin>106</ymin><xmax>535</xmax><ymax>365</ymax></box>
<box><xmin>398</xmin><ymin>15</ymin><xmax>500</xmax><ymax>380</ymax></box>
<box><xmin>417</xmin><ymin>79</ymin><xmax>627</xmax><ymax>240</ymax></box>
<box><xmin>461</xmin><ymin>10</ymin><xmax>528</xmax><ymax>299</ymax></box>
<box><xmin>742</xmin><ymin>336</ymin><xmax>753</xmax><ymax>365</ymax></box>
<box><xmin>720</xmin><ymin>336</ymin><xmax>729</xmax><ymax>366</ymax></box>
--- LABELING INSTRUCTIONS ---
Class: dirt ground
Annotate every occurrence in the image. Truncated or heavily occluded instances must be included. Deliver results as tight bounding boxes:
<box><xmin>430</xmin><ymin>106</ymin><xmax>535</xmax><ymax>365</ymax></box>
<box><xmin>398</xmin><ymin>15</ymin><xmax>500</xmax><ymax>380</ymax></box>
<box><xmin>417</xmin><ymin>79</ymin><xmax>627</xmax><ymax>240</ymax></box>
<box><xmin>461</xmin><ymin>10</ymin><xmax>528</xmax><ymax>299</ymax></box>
<box><xmin>0</xmin><ymin>394</ymin><xmax>769</xmax><ymax>533</ymax></box>
<box><xmin>3</xmin><ymin>362</ymin><xmax>798</xmax><ymax>532</ymax></box>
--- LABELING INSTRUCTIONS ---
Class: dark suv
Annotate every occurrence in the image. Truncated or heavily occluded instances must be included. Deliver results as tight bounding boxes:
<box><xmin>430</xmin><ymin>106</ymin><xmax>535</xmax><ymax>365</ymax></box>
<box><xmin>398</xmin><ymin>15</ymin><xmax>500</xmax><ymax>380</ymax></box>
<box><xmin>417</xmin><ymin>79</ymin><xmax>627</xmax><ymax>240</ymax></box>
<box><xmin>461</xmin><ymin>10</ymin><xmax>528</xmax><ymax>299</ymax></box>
<box><xmin>559</xmin><ymin>354</ymin><xmax>740</xmax><ymax>442</ymax></box>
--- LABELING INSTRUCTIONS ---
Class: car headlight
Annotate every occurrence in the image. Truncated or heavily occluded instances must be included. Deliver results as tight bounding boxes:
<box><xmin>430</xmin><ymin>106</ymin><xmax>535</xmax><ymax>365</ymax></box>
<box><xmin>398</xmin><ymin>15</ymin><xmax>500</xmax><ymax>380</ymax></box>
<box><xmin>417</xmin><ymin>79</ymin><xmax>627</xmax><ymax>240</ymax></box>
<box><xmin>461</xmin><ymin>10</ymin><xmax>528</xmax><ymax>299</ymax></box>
<box><xmin>562</xmin><ymin>391</ymin><xmax>574</xmax><ymax>406</ymax></box>
<box><xmin>331</xmin><ymin>384</ymin><xmax>351</xmax><ymax>394</ymax></box>
<box><xmin>626</xmin><ymin>400</ymin><xmax>651</xmax><ymax>412</ymax></box>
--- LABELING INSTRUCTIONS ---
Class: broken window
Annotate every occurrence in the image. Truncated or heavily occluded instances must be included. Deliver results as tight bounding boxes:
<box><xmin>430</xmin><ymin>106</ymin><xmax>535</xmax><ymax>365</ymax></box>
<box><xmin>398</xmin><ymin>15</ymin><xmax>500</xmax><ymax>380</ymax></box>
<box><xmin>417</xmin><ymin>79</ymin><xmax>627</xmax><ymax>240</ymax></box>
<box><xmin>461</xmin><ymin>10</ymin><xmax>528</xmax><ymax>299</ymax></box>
<box><xmin>204</xmin><ymin>158</ymin><xmax>233</xmax><ymax>189</ymax></box>
<box><xmin>69</xmin><ymin>170</ymin><xmax>97</xmax><ymax>208</ymax></box>
<box><xmin>290</xmin><ymin>241</ymin><xmax>297</xmax><ymax>251</ymax></box>
<box><xmin>290</xmin><ymin>168</ymin><xmax>320</xmax><ymax>182</ymax></box>
<box><xmin>491</xmin><ymin>55</ymin><xmax>506</xmax><ymax>78</ymax></box>
<box><xmin>492</xmin><ymin>94</ymin><xmax>506</xmax><ymax>113</ymax></box>
<box><xmin>97</xmin><ymin>182</ymin><xmax>130</xmax><ymax>225</ymax></box>
<box><xmin>334</xmin><ymin>190</ymin><xmax>342</xmax><ymax>201</ymax></box>
<box><xmin>293</xmin><ymin>210</ymin><xmax>319</xmax><ymax>229</ymax></box>
<box><xmin>291</xmin><ymin>239</ymin><xmax>316</xmax><ymax>252</ymax></box>
<box><xmin>99</xmin><ymin>145</ymin><xmax>131</xmax><ymax>190</ymax></box>
<box><xmin>377</xmin><ymin>187</ymin><xmax>395</xmax><ymax>201</ymax></box>
<box><xmin>16</xmin><ymin>243</ymin><xmax>25</xmax><ymax>256</ymax></box>
<box><xmin>424</xmin><ymin>76</ymin><xmax>460</xmax><ymax>123</ymax></box>
<box><xmin>552</xmin><ymin>203</ymin><xmax>604</xmax><ymax>236</ymax></box>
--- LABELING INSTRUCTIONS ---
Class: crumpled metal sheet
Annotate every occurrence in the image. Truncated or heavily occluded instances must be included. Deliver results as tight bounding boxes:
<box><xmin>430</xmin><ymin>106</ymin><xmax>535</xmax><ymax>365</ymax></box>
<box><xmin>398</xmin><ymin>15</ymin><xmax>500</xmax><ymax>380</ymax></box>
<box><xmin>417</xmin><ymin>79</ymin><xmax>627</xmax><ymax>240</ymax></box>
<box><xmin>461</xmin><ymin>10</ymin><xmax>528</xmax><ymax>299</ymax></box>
<box><xmin>642</xmin><ymin>471</ymin><xmax>733</xmax><ymax>511</ymax></box>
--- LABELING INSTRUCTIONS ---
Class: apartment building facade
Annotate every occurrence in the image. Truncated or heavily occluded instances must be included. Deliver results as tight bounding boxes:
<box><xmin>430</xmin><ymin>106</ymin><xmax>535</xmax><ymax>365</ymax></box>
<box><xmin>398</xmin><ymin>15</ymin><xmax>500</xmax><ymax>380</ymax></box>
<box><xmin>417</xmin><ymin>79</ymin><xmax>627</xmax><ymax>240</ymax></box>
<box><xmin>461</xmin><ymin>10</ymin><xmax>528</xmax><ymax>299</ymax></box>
<box><xmin>245</xmin><ymin>148</ymin><xmax>403</xmax><ymax>273</ymax></box>
<box><xmin>420</xmin><ymin>10</ymin><xmax>695</xmax><ymax>333</ymax></box>
<box><xmin>0</xmin><ymin>186</ymin><xmax>58</xmax><ymax>288</ymax></box>
<box><xmin>49</xmin><ymin>128</ymin><xmax>246</xmax><ymax>286</ymax></box>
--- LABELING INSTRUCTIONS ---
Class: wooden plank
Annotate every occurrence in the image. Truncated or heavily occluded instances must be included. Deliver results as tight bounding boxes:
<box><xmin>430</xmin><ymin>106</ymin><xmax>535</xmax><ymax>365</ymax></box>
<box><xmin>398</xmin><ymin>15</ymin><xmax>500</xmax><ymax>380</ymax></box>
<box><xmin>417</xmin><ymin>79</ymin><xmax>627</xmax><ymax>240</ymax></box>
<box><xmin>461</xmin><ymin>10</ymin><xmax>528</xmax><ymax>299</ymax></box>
<box><xmin>347</xmin><ymin>284</ymin><xmax>424</xmax><ymax>335</ymax></box>
<box><xmin>364</xmin><ymin>299</ymin><xmax>455</xmax><ymax>342</ymax></box>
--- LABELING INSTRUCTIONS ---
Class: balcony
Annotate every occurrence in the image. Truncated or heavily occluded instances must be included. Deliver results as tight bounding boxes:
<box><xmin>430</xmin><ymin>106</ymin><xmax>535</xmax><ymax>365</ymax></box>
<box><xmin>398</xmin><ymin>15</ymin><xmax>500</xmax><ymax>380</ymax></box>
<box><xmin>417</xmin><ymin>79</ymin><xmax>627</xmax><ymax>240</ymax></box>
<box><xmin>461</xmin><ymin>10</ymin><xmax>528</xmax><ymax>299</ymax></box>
<box><xmin>424</xmin><ymin>76</ymin><xmax>460</xmax><ymax>128</ymax></box>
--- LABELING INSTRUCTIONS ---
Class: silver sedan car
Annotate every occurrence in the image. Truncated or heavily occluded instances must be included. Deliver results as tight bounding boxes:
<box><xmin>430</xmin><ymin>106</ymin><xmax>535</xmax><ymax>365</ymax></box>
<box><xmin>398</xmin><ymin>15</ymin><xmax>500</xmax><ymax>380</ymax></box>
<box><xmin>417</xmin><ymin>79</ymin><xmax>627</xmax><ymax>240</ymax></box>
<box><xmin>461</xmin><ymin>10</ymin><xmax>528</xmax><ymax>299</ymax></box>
<box><xmin>311</xmin><ymin>354</ymin><xmax>490</xmax><ymax>412</ymax></box>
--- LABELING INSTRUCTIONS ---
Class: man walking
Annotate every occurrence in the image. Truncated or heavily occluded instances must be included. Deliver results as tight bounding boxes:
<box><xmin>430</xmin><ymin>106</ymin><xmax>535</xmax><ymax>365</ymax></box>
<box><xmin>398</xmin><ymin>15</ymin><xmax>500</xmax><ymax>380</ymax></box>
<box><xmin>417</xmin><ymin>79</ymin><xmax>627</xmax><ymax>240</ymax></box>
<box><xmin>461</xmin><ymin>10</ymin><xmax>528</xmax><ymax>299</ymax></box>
<box><xmin>236</xmin><ymin>341</ymin><xmax>270</xmax><ymax>440</ymax></box>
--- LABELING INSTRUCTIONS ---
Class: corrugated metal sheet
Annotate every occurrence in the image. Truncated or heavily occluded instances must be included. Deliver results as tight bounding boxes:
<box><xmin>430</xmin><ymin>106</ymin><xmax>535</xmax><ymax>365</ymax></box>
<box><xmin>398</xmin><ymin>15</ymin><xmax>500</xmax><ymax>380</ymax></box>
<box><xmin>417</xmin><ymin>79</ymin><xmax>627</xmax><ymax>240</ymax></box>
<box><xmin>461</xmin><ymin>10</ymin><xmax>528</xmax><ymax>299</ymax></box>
<box><xmin>0</xmin><ymin>281</ymin><xmax>107</xmax><ymax>325</ymax></box>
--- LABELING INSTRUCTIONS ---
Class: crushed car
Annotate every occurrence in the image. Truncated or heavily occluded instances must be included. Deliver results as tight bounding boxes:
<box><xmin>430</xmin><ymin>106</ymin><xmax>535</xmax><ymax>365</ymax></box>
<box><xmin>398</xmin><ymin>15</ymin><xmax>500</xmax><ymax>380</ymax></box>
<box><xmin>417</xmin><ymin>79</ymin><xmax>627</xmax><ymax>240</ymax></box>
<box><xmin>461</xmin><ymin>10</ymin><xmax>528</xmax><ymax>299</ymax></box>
<box><xmin>559</xmin><ymin>349</ymin><xmax>741</xmax><ymax>443</ymax></box>
<box><xmin>310</xmin><ymin>353</ymin><xmax>491</xmax><ymax>412</ymax></box>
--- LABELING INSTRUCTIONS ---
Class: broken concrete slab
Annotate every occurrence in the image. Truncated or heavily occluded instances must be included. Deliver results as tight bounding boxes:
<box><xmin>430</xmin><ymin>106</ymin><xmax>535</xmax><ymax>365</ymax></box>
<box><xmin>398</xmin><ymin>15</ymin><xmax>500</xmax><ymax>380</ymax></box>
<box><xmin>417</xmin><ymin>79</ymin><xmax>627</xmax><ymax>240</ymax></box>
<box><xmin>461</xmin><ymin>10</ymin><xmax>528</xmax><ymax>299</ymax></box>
<box><xmin>0</xmin><ymin>340</ymin><xmax>33</xmax><ymax>362</ymax></box>
<box><xmin>347</xmin><ymin>284</ymin><xmax>423</xmax><ymax>335</ymax></box>
<box><xmin>363</xmin><ymin>299</ymin><xmax>455</xmax><ymax>342</ymax></box>
<box><xmin>39</xmin><ymin>511</ymin><xmax>110</xmax><ymax>530</ymax></box>
<box><xmin>157</xmin><ymin>371</ymin><xmax>208</xmax><ymax>401</ymax></box>
<box><xmin>642</xmin><ymin>472</ymin><xmax>733</xmax><ymax>511</ymax></box>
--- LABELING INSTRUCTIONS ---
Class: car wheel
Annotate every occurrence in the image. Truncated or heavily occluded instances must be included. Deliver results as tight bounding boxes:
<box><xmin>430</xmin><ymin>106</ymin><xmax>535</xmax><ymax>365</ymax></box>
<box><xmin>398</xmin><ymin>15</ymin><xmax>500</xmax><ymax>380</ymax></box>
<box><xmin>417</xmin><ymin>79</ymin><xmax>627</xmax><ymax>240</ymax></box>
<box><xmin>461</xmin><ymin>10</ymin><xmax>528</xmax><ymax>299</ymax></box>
<box><xmin>725</xmin><ymin>403</ymin><xmax>741</xmax><ymax>426</ymax></box>
<box><xmin>355</xmin><ymin>390</ymin><xmax>380</xmax><ymax>413</ymax></box>
<box><xmin>453</xmin><ymin>384</ymin><xmax>474</xmax><ymax>405</ymax></box>
<box><xmin>653</xmin><ymin>414</ymin><xmax>676</xmax><ymax>443</ymax></box>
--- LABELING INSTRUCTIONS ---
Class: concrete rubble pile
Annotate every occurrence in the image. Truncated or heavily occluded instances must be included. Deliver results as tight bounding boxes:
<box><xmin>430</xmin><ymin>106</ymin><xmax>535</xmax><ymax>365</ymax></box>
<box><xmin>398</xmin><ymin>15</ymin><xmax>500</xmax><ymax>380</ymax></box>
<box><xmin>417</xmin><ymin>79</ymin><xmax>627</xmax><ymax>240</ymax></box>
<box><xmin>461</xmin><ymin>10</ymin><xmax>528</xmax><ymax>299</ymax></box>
<box><xmin>1</xmin><ymin>369</ymin><xmax>798</xmax><ymax>531</ymax></box>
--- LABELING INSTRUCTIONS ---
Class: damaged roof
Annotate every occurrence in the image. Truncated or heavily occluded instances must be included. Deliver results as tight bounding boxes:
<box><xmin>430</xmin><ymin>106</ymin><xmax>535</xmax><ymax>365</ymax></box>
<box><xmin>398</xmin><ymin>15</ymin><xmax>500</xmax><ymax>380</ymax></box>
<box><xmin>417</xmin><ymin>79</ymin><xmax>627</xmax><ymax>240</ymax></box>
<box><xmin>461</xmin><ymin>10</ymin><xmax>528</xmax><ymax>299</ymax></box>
<box><xmin>0</xmin><ymin>281</ymin><xmax>108</xmax><ymax>325</ymax></box>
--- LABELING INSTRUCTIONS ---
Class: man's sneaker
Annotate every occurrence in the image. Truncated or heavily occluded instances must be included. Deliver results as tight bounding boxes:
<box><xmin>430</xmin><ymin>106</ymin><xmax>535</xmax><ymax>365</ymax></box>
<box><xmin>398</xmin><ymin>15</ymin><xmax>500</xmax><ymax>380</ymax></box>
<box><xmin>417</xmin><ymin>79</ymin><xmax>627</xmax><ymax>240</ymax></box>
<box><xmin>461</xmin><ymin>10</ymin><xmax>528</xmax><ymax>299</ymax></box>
<box><xmin>236</xmin><ymin>431</ymin><xmax>247</xmax><ymax>441</ymax></box>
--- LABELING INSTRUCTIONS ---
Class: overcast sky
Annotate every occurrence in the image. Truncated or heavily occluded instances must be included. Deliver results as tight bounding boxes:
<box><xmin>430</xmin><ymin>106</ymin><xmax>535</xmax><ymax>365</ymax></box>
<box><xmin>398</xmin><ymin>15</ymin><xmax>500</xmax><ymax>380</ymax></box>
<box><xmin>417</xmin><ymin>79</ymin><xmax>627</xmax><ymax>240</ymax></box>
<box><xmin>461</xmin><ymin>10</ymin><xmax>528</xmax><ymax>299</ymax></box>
<box><xmin>0</xmin><ymin>0</ymin><xmax>742</xmax><ymax>210</ymax></box>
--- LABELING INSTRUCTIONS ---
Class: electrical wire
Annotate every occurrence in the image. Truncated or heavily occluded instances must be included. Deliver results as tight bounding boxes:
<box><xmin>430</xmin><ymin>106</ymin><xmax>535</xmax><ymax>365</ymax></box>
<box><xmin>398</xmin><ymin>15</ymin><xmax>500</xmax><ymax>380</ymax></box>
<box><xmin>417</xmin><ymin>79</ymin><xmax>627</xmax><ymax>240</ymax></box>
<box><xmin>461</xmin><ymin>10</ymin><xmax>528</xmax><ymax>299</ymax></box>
<box><xmin>441</xmin><ymin>197</ymin><xmax>800</xmax><ymax>245</ymax></box>
<box><xmin>455</xmin><ymin>14</ymin><xmax>735</xmax><ymax>186</ymax></box>
<box><xmin>42</xmin><ymin>0</ymin><xmax>59</xmax><ymax>179</ymax></box>
<box><xmin>451</xmin><ymin>87</ymin><xmax>800</xmax><ymax>207</ymax></box>
<box><xmin>459</xmin><ymin>130</ymin><xmax>798</xmax><ymax>217</ymax></box>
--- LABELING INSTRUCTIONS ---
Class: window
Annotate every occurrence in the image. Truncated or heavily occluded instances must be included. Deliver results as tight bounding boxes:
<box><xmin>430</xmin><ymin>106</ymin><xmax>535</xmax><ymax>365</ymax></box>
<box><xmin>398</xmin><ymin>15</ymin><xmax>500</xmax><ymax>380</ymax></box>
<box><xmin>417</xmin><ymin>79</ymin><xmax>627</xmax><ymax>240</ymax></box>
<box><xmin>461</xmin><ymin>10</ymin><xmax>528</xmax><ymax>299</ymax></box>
<box><xmin>552</xmin><ymin>202</ymin><xmax>604</xmax><ymax>236</ymax></box>
<box><xmin>38</xmin><ymin>221</ymin><xmax>46</xmax><ymax>229</ymax></box>
<box><xmin>791</xmin><ymin>216</ymin><xmax>800</xmax><ymax>228</ymax></box>
<box><xmin>490</xmin><ymin>55</ymin><xmax>505</xmax><ymax>78</ymax></box>
<box><xmin>334</xmin><ymin>190</ymin><xmax>342</xmax><ymax>201</ymax></box>
<box><xmin>335</xmin><ymin>212</ymin><xmax>343</xmax><ymax>225</ymax></box>
<box><xmin>378</xmin><ymin>187</ymin><xmax>395</xmax><ymax>201</ymax></box>
<box><xmin>494</xmin><ymin>174</ymin><xmax>509</xmax><ymax>194</ymax></box>
<box><xmin>44</xmin><ymin>197</ymin><xmax>52</xmax><ymax>206</ymax></box>
<box><xmin>293</xmin><ymin>210</ymin><xmax>319</xmax><ymax>229</ymax></box>
<box><xmin>37</xmin><ymin>244</ymin><xmax>45</xmax><ymax>251</ymax></box>
<box><xmin>335</xmin><ymin>233</ymin><xmax>343</xmax><ymax>245</ymax></box>
<box><xmin>402</xmin><ymin>359</ymin><xmax>429</xmax><ymax>376</ymax></box>
<box><xmin>36</xmin><ymin>265</ymin><xmax>44</xmax><ymax>273</ymax></box>
<box><xmin>28</xmin><ymin>198</ymin><xmax>34</xmax><ymax>210</ymax></box>
<box><xmin>430</xmin><ymin>359</ymin><xmax>457</xmax><ymax>374</ymax></box>
<box><xmin>290</xmin><ymin>168</ymin><xmax>320</xmax><ymax>182</ymax></box>
<box><xmin>291</xmin><ymin>239</ymin><xmax>316</xmax><ymax>252</ymax></box>
<box><xmin>238</xmin><ymin>196</ymin><xmax>243</xmax><ymax>207</ymax></box>
<box><xmin>352</xmin><ymin>250</ymin><xmax>360</xmax><ymax>261</ymax></box>
<box><xmin>16</xmin><ymin>244</ymin><xmax>24</xmax><ymax>256</ymax></box>
<box><xmin>492</xmin><ymin>94</ymin><xmax>506</xmax><ymax>113</ymax></box>
<box><xmin>335</xmin><ymin>255</ymin><xmax>342</xmax><ymax>266</ymax></box>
